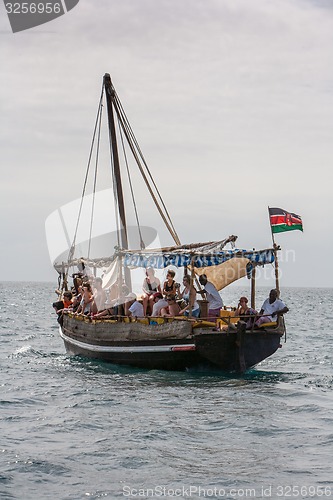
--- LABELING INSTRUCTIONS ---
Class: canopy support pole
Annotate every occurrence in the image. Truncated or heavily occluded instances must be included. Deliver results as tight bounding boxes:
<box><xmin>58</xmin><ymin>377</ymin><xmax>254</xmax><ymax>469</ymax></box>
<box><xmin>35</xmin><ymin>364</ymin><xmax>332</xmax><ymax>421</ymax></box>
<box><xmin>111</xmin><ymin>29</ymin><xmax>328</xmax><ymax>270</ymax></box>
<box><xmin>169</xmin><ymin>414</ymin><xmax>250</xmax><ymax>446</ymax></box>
<box><xmin>250</xmin><ymin>265</ymin><xmax>256</xmax><ymax>310</ymax></box>
<box><xmin>188</xmin><ymin>258</ymin><xmax>196</xmax><ymax>317</ymax></box>
<box><xmin>268</xmin><ymin>206</ymin><xmax>280</xmax><ymax>296</ymax></box>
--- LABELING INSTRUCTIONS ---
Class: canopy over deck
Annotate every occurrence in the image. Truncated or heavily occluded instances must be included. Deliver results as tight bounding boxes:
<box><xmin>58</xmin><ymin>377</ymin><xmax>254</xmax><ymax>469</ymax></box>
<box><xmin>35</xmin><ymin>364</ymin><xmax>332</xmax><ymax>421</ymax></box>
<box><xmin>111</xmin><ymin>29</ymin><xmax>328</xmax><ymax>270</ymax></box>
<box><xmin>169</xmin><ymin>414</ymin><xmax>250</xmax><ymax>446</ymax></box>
<box><xmin>55</xmin><ymin>237</ymin><xmax>275</xmax><ymax>291</ymax></box>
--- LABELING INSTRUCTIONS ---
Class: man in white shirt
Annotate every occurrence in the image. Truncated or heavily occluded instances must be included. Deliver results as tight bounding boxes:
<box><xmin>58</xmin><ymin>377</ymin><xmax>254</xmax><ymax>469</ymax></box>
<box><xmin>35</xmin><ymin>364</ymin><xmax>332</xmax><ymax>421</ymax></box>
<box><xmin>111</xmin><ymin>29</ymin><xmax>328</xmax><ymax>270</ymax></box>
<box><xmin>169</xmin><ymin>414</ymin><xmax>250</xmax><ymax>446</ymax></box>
<box><xmin>125</xmin><ymin>292</ymin><xmax>144</xmax><ymax>318</ymax></box>
<box><xmin>197</xmin><ymin>274</ymin><xmax>223</xmax><ymax>320</ymax></box>
<box><xmin>255</xmin><ymin>289</ymin><xmax>289</xmax><ymax>326</ymax></box>
<box><xmin>151</xmin><ymin>292</ymin><xmax>168</xmax><ymax>316</ymax></box>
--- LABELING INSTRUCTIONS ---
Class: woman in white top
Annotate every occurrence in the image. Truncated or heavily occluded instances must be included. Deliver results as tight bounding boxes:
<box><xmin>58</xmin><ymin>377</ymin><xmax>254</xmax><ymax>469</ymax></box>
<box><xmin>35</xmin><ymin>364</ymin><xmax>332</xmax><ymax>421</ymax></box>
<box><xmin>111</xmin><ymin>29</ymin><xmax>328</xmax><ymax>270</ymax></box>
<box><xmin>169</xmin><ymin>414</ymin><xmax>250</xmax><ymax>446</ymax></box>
<box><xmin>178</xmin><ymin>275</ymin><xmax>200</xmax><ymax>318</ymax></box>
<box><xmin>142</xmin><ymin>267</ymin><xmax>161</xmax><ymax>315</ymax></box>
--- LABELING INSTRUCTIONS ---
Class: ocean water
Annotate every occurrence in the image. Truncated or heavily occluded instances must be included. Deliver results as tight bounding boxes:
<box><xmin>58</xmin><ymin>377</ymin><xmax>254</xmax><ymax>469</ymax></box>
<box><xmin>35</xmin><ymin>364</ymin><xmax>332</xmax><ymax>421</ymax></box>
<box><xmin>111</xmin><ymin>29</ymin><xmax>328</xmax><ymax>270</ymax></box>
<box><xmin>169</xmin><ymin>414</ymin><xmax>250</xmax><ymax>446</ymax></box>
<box><xmin>0</xmin><ymin>282</ymin><xmax>332</xmax><ymax>500</ymax></box>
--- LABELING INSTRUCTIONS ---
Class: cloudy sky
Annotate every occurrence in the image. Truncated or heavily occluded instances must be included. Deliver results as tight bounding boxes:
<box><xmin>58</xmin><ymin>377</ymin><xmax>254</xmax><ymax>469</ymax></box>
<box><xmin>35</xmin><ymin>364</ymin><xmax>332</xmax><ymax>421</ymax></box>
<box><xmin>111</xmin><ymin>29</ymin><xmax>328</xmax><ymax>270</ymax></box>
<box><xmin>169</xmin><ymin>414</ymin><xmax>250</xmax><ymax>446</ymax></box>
<box><xmin>1</xmin><ymin>0</ymin><xmax>332</xmax><ymax>288</ymax></box>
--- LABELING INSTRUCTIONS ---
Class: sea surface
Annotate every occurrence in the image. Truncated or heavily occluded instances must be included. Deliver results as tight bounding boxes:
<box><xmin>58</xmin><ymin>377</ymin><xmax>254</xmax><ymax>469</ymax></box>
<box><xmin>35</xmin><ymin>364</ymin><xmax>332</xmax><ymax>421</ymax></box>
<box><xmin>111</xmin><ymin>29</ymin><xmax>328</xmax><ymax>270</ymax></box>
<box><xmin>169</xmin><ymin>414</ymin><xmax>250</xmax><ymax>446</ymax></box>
<box><xmin>0</xmin><ymin>282</ymin><xmax>332</xmax><ymax>500</ymax></box>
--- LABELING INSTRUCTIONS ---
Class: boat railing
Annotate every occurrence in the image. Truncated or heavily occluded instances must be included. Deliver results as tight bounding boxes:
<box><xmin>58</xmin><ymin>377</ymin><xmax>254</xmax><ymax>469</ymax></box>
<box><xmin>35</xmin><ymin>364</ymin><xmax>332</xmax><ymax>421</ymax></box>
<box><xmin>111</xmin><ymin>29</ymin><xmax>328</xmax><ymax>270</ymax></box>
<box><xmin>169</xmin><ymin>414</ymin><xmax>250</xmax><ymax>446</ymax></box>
<box><xmin>67</xmin><ymin>311</ymin><xmax>202</xmax><ymax>325</ymax></box>
<box><xmin>213</xmin><ymin>311</ymin><xmax>286</xmax><ymax>334</ymax></box>
<box><xmin>65</xmin><ymin>310</ymin><xmax>285</xmax><ymax>336</ymax></box>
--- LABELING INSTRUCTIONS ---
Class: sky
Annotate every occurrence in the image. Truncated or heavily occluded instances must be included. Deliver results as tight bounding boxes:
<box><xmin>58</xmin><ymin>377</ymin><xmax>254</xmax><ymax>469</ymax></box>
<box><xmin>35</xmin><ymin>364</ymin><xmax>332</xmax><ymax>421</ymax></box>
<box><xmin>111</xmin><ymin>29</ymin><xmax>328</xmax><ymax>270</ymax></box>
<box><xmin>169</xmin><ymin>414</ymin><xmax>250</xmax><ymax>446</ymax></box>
<box><xmin>0</xmin><ymin>0</ymin><xmax>332</xmax><ymax>288</ymax></box>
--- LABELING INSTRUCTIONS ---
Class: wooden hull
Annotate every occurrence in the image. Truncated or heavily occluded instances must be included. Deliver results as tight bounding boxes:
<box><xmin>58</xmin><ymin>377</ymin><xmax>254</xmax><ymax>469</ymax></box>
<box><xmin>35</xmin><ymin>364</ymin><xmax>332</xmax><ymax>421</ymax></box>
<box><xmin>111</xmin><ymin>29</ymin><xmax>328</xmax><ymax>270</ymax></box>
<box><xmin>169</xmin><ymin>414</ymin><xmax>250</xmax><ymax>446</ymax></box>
<box><xmin>60</xmin><ymin>315</ymin><xmax>284</xmax><ymax>372</ymax></box>
<box><xmin>193</xmin><ymin>329</ymin><xmax>283</xmax><ymax>372</ymax></box>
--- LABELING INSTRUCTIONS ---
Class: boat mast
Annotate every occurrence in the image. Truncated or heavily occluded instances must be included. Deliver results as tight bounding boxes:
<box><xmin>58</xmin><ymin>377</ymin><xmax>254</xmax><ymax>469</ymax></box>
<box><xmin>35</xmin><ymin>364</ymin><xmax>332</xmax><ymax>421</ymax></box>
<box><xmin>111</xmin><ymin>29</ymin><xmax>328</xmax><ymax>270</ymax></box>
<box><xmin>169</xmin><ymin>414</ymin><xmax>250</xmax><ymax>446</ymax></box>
<box><xmin>104</xmin><ymin>73</ymin><xmax>128</xmax><ymax>249</ymax></box>
<box><xmin>250</xmin><ymin>265</ymin><xmax>256</xmax><ymax>309</ymax></box>
<box><xmin>104</xmin><ymin>73</ymin><xmax>131</xmax><ymax>288</ymax></box>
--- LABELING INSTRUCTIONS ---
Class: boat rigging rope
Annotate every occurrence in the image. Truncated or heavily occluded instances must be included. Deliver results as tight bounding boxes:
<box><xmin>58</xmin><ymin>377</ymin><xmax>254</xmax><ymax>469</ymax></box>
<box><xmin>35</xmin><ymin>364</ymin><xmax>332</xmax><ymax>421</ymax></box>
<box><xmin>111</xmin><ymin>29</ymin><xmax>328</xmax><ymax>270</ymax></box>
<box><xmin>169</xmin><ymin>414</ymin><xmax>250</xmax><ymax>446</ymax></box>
<box><xmin>112</xmin><ymin>90</ymin><xmax>181</xmax><ymax>246</ymax></box>
<box><xmin>117</xmin><ymin>114</ymin><xmax>146</xmax><ymax>250</ymax></box>
<box><xmin>109</xmin><ymin>114</ymin><xmax>121</xmax><ymax>250</ymax></box>
<box><xmin>66</xmin><ymin>84</ymin><xmax>104</xmax><ymax>275</ymax></box>
<box><xmin>87</xmin><ymin>96</ymin><xmax>103</xmax><ymax>259</ymax></box>
<box><xmin>64</xmin><ymin>79</ymin><xmax>182</xmax><ymax>285</ymax></box>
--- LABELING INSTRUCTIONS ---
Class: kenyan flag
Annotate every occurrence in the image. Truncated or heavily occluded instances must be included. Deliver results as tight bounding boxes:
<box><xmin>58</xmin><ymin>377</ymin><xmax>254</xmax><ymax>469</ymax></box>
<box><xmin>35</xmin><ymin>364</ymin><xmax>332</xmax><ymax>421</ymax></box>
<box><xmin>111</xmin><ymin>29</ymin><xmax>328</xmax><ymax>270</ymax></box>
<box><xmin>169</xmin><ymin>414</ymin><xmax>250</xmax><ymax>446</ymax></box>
<box><xmin>269</xmin><ymin>207</ymin><xmax>303</xmax><ymax>234</ymax></box>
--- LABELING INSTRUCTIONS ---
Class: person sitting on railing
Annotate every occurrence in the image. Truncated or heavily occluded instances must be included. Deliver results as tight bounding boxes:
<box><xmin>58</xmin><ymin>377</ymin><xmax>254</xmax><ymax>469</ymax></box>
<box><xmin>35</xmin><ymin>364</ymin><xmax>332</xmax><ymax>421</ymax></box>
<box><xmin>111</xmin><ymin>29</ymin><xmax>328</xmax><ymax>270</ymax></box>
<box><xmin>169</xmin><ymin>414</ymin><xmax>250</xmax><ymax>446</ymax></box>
<box><xmin>255</xmin><ymin>289</ymin><xmax>289</xmax><ymax>327</ymax></box>
<box><xmin>235</xmin><ymin>296</ymin><xmax>257</xmax><ymax>329</ymax></box>
<box><xmin>62</xmin><ymin>291</ymin><xmax>73</xmax><ymax>308</ymax></box>
<box><xmin>178</xmin><ymin>275</ymin><xmax>200</xmax><ymax>318</ymax></box>
<box><xmin>162</xmin><ymin>269</ymin><xmax>178</xmax><ymax>297</ymax></box>
<box><xmin>52</xmin><ymin>291</ymin><xmax>73</xmax><ymax>325</ymax></box>
<box><xmin>75</xmin><ymin>283</ymin><xmax>93</xmax><ymax>315</ymax></box>
<box><xmin>53</xmin><ymin>291</ymin><xmax>72</xmax><ymax>313</ymax></box>
<box><xmin>71</xmin><ymin>285</ymin><xmax>83</xmax><ymax>312</ymax></box>
<box><xmin>142</xmin><ymin>267</ymin><xmax>162</xmax><ymax>315</ymax></box>
<box><xmin>160</xmin><ymin>294</ymin><xmax>181</xmax><ymax>317</ymax></box>
<box><xmin>92</xmin><ymin>283</ymin><xmax>132</xmax><ymax>319</ymax></box>
<box><xmin>151</xmin><ymin>292</ymin><xmax>168</xmax><ymax>317</ymax></box>
<box><xmin>124</xmin><ymin>292</ymin><xmax>144</xmax><ymax>318</ymax></box>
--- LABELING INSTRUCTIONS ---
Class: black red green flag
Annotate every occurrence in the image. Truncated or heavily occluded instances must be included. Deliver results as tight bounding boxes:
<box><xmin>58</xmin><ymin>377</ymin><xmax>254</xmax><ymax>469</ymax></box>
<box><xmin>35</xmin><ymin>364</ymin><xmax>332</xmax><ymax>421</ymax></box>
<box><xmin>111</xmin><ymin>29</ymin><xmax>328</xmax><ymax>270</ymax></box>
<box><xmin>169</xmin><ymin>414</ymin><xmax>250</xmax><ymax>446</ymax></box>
<box><xmin>269</xmin><ymin>207</ymin><xmax>303</xmax><ymax>234</ymax></box>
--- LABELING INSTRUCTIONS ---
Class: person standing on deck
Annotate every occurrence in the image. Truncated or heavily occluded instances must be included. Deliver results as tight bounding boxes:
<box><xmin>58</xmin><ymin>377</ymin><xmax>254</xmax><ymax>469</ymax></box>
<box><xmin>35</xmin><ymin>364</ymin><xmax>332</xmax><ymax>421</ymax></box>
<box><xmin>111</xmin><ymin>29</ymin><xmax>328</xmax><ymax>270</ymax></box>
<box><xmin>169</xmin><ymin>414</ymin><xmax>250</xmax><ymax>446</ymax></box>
<box><xmin>197</xmin><ymin>274</ymin><xmax>223</xmax><ymax>320</ymax></box>
<box><xmin>178</xmin><ymin>275</ymin><xmax>200</xmax><ymax>318</ymax></box>
<box><xmin>92</xmin><ymin>277</ymin><xmax>107</xmax><ymax>314</ymax></box>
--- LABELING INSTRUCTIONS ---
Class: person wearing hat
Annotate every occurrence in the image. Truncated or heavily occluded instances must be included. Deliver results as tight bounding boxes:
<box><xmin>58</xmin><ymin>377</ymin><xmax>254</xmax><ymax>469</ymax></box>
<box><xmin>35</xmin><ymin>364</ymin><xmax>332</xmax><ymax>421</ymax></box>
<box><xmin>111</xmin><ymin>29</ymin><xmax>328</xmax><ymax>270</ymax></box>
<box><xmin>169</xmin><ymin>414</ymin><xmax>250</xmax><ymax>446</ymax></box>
<box><xmin>235</xmin><ymin>296</ymin><xmax>257</xmax><ymax>329</ymax></box>
<box><xmin>151</xmin><ymin>292</ymin><xmax>168</xmax><ymax>317</ymax></box>
<box><xmin>124</xmin><ymin>292</ymin><xmax>144</xmax><ymax>318</ymax></box>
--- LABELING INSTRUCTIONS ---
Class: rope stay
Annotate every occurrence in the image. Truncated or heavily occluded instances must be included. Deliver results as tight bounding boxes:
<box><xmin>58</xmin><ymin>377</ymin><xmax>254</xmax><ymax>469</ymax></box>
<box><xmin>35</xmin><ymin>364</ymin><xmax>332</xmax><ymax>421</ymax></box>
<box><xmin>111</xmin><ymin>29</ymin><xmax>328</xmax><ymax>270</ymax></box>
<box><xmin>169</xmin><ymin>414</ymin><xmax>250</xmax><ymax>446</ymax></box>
<box><xmin>112</xmin><ymin>88</ymin><xmax>181</xmax><ymax>245</ymax></box>
<box><xmin>87</xmin><ymin>97</ymin><xmax>103</xmax><ymax>259</ymax></box>
<box><xmin>65</xmin><ymin>76</ymin><xmax>181</xmax><ymax>276</ymax></box>
<box><xmin>66</xmin><ymin>84</ymin><xmax>104</xmax><ymax>272</ymax></box>
<box><xmin>117</xmin><ymin>113</ymin><xmax>146</xmax><ymax>250</ymax></box>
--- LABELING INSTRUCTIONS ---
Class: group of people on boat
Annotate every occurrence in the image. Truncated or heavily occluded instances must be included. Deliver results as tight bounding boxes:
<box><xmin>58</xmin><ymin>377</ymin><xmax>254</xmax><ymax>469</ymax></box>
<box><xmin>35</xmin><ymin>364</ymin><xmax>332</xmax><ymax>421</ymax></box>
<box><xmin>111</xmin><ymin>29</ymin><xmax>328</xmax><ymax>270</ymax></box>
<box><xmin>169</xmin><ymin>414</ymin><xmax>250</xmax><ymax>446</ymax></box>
<box><xmin>229</xmin><ymin>288</ymin><xmax>288</xmax><ymax>329</ymax></box>
<box><xmin>53</xmin><ymin>264</ymin><xmax>288</xmax><ymax>328</ymax></box>
<box><xmin>140</xmin><ymin>268</ymin><xmax>224</xmax><ymax>320</ymax></box>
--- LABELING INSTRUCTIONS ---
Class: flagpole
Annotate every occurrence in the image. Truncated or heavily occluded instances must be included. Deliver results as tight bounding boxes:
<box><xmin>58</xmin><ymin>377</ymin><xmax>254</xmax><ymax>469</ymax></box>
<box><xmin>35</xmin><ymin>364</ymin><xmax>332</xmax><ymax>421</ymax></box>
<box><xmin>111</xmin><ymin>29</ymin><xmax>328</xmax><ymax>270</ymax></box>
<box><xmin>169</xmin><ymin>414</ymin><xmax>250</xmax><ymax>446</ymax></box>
<box><xmin>268</xmin><ymin>206</ymin><xmax>280</xmax><ymax>297</ymax></box>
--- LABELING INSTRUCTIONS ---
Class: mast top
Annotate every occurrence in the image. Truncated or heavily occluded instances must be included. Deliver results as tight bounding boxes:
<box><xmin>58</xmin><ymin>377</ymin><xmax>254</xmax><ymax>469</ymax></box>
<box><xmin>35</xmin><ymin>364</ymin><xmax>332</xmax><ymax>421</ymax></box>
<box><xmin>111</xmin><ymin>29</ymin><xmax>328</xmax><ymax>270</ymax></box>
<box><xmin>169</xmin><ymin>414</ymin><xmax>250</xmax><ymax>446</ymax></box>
<box><xmin>103</xmin><ymin>73</ymin><xmax>115</xmax><ymax>97</ymax></box>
